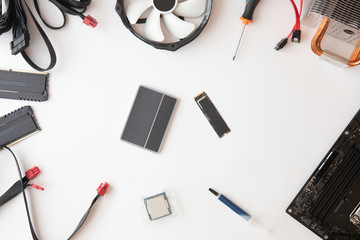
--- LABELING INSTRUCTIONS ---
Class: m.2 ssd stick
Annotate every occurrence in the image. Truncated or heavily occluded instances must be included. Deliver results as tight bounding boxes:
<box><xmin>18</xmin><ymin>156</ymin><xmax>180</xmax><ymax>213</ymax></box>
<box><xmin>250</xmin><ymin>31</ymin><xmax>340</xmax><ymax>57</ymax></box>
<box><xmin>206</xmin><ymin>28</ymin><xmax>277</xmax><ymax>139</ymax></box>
<box><xmin>194</xmin><ymin>92</ymin><xmax>230</xmax><ymax>138</ymax></box>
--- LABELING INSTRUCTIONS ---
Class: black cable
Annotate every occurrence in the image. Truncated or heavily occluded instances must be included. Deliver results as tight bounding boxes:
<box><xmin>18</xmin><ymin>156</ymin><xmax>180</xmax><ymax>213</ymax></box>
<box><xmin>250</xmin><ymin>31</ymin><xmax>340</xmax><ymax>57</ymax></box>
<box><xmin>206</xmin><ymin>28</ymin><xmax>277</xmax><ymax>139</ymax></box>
<box><xmin>3</xmin><ymin>146</ymin><xmax>39</xmax><ymax>240</ymax></box>
<box><xmin>12</xmin><ymin>0</ymin><xmax>27</xmax><ymax>40</ymax></box>
<box><xmin>0</xmin><ymin>179</ymin><xmax>28</xmax><ymax>207</ymax></box>
<box><xmin>0</xmin><ymin>0</ymin><xmax>97</xmax><ymax>71</ymax></box>
<box><xmin>21</xmin><ymin>0</ymin><xmax>57</xmax><ymax>72</ymax></box>
<box><xmin>0</xmin><ymin>166</ymin><xmax>40</xmax><ymax>207</ymax></box>
<box><xmin>33</xmin><ymin>0</ymin><xmax>94</xmax><ymax>23</ymax></box>
<box><xmin>1</xmin><ymin>146</ymin><xmax>109</xmax><ymax>240</ymax></box>
<box><xmin>68</xmin><ymin>182</ymin><xmax>109</xmax><ymax>239</ymax></box>
<box><xmin>47</xmin><ymin>0</ymin><xmax>87</xmax><ymax>19</ymax></box>
<box><xmin>32</xmin><ymin>0</ymin><xmax>66</xmax><ymax>30</ymax></box>
<box><xmin>67</xmin><ymin>194</ymin><xmax>101</xmax><ymax>240</ymax></box>
<box><xmin>0</xmin><ymin>0</ymin><xmax>15</xmax><ymax>35</ymax></box>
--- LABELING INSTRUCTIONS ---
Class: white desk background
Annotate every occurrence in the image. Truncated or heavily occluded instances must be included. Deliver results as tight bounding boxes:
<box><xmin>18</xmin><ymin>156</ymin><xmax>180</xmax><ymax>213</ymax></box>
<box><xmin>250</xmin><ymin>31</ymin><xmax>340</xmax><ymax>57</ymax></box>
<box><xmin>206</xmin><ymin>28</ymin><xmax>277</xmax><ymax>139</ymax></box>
<box><xmin>0</xmin><ymin>0</ymin><xmax>360</xmax><ymax>239</ymax></box>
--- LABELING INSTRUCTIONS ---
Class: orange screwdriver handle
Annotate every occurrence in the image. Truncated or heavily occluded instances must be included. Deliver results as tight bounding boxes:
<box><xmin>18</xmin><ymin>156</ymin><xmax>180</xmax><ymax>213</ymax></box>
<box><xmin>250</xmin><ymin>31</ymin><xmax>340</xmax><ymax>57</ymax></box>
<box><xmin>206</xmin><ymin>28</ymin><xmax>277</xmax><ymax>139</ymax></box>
<box><xmin>240</xmin><ymin>0</ymin><xmax>260</xmax><ymax>25</ymax></box>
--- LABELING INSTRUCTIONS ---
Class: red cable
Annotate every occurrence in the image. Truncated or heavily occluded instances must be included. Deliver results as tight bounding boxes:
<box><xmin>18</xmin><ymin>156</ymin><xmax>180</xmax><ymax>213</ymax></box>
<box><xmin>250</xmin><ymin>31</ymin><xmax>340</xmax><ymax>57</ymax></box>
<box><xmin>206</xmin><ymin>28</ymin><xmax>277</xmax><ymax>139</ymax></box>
<box><xmin>287</xmin><ymin>0</ymin><xmax>302</xmax><ymax>39</ymax></box>
<box><xmin>290</xmin><ymin>0</ymin><xmax>300</xmax><ymax>29</ymax></box>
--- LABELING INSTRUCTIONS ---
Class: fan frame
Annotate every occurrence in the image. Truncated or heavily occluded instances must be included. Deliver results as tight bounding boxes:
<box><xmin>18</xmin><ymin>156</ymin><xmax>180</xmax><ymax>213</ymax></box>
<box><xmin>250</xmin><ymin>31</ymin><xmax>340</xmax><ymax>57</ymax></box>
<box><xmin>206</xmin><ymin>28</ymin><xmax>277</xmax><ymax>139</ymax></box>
<box><xmin>115</xmin><ymin>0</ymin><xmax>213</xmax><ymax>51</ymax></box>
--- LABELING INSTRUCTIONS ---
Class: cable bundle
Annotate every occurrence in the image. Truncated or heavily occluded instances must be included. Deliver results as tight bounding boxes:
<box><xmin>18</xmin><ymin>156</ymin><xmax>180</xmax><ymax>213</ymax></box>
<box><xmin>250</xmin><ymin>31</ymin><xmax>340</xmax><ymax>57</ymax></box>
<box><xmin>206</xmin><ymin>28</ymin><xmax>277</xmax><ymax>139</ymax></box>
<box><xmin>0</xmin><ymin>0</ymin><xmax>97</xmax><ymax>71</ymax></box>
<box><xmin>1</xmin><ymin>146</ymin><xmax>109</xmax><ymax>240</ymax></box>
<box><xmin>0</xmin><ymin>166</ymin><xmax>43</xmax><ymax>208</ymax></box>
<box><xmin>275</xmin><ymin>0</ymin><xmax>303</xmax><ymax>51</ymax></box>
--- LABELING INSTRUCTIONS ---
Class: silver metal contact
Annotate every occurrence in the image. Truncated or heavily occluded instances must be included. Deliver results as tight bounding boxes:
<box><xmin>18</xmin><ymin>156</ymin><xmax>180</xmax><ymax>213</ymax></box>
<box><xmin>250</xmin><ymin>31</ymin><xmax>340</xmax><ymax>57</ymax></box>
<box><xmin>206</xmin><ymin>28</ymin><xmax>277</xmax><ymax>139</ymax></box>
<box><xmin>350</xmin><ymin>202</ymin><xmax>360</xmax><ymax>229</ymax></box>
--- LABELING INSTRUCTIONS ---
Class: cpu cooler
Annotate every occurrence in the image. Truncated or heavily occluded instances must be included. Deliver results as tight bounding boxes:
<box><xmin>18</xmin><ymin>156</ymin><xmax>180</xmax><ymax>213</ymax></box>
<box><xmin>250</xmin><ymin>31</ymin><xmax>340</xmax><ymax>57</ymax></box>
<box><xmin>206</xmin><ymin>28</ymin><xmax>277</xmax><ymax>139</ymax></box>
<box><xmin>304</xmin><ymin>0</ymin><xmax>360</xmax><ymax>67</ymax></box>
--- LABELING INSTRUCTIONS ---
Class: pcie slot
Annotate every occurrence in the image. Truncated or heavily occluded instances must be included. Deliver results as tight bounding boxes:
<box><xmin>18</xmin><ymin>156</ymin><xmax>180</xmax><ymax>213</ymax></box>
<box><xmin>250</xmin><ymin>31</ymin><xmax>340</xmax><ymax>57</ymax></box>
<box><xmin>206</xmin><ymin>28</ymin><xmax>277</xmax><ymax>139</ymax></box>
<box><xmin>308</xmin><ymin>147</ymin><xmax>358</xmax><ymax>219</ymax></box>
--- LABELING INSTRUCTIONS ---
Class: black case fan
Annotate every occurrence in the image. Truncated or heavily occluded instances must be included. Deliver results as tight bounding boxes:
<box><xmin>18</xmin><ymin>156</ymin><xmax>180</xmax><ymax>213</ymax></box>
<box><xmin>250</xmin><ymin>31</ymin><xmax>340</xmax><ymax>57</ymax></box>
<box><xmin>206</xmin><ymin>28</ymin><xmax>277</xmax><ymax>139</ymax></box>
<box><xmin>115</xmin><ymin>0</ymin><xmax>213</xmax><ymax>51</ymax></box>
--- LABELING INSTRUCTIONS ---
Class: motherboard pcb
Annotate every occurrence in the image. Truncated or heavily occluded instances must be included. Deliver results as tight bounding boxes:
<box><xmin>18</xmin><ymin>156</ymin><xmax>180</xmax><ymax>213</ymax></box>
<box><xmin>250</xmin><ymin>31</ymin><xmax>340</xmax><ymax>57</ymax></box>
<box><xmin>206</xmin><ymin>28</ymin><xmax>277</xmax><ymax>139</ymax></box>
<box><xmin>287</xmin><ymin>110</ymin><xmax>360</xmax><ymax>240</ymax></box>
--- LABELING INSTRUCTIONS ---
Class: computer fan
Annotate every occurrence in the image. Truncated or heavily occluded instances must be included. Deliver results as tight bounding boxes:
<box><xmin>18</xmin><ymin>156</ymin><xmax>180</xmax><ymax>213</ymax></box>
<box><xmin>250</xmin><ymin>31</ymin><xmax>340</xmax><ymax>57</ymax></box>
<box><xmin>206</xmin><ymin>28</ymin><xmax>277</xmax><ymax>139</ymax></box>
<box><xmin>115</xmin><ymin>0</ymin><xmax>212</xmax><ymax>51</ymax></box>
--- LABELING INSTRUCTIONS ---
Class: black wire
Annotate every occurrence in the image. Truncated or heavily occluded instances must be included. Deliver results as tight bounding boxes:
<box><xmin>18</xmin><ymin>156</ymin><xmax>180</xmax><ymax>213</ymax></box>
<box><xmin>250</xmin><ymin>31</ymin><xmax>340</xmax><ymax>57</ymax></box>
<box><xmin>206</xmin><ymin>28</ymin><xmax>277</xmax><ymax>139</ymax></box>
<box><xmin>12</xmin><ymin>0</ymin><xmax>28</xmax><ymax>40</ymax></box>
<box><xmin>67</xmin><ymin>194</ymin><xmax>101</xmax><ymax>240</ymax></box>
<box><xmin>44</xmin><ymin>0</ymin><xmax>84</xmax><ymax>19</ymax></box>
<box><xmin>0</xmin><ymin>0</ymin><xmax>15</xmax><ymax>35</ymax></box>
<box><xmin>0</xmin><ymin>0</ymin><xmax>95</xmax><ymax>71</ymax></box>
<box><xmin>62</xmin><ymin>0</ymin><xmax>92</xmax><ymax>9</ymax></box>
<box><xmin>3</xmin><ymin>146</ymin><xmax>39</xmax><ymax>240</ymax></box>
<box><xmin>1</xmin><ymin>146</ymin><xmax>105</xmax><ymax>239</ymax></box>
<box><xmin>32</xmin><ymin>0</ymin><xmax>66</xmax><ymax>30</ymax></box>
<box><xmin>21</xmin><ymin>0</ymin><xmax>57</xmax><ymax>72</ymax></box>
<box><xmin>0</xmin><ymin>178</ymin><xmax>29</xmax><ymax>207</ymax></box>
<box><xmin>36</xmin><ymin>0</ymin><xmax>93</xmax><ymax>20</ymax></box>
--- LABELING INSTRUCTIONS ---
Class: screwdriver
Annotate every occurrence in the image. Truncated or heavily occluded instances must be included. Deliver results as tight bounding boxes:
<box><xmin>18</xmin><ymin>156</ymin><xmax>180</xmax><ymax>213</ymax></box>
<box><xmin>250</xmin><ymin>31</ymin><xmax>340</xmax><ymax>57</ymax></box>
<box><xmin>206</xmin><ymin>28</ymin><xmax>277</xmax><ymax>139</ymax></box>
<box><xmin>232</xmin><ymin>0</ymin><xmax>261</xmax><ymax>60</ymax></box>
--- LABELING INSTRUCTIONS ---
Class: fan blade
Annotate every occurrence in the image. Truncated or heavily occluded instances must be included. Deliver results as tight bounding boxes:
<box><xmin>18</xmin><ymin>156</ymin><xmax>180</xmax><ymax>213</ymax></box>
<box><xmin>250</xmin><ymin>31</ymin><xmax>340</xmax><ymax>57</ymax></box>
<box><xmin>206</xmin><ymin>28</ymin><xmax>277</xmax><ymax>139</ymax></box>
<box><xmin>126</xmin><ymin>0</ymin><xmax>152</xmax><ymax>24</ymax></box>
<box><xmin>144</xmin><ymin>9</ymin><xmax>164</xmax><ymax>42</ymax></box>
<box><xmin>163</xmin><ymin>14</ymin><xmax>195</xmax><ymax>39</ymax></box>
<box><xmin>173</xmin><ymin>0</ymin><xmax>207</xmax><ymax>18</ymax></box>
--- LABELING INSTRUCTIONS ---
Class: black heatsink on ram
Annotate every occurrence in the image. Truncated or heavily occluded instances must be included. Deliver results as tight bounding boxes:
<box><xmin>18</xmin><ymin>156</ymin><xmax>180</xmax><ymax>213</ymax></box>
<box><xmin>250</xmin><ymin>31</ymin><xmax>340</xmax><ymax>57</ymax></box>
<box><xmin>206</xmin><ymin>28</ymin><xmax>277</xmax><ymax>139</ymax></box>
<box><xmin>115</xmin><ymin>0</ymin><xmax>212</xmax><ymax>51</ymax></box>
<box><xmin>0</xmin><ymin>106</ymin><xmax>40</xmax><ymax>148</ymax></box>
<box><xmin>287</xmin><ymin>109</ymin><xmax>360</xmax><ymax>240</ymax></box>
<box><xmin>0</xmin><ymin>69</ymin><xmax>48</xmax><ymax>101</ymax></box>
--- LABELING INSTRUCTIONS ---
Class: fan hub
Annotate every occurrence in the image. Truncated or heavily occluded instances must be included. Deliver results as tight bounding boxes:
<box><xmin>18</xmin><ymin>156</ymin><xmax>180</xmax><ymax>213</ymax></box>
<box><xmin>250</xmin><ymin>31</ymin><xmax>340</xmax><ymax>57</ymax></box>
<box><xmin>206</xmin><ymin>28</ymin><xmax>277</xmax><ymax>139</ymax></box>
<box><xmin>152</xmin><ymin>0</ymin><xmax>177</xmax><ymax>13</ymax></box>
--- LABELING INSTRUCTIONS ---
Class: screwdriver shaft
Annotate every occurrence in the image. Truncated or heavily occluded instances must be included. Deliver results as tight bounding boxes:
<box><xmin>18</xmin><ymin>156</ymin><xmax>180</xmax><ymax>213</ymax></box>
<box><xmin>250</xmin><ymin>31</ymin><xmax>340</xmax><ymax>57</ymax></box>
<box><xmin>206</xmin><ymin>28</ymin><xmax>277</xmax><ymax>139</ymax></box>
<box><xmin>232</xmin><ymin>24</ymin><xmax>247</xmax><ymax>61</ymax></box>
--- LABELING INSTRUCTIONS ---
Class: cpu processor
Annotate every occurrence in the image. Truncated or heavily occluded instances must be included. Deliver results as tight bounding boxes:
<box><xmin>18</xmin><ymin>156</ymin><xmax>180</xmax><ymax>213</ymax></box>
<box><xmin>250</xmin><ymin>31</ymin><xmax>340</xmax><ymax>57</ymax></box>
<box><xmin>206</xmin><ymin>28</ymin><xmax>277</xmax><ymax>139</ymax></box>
<box><xmin>144</xmin><ymin>192</ymin><xmax>172</xmax><ymax>221</ymax></box>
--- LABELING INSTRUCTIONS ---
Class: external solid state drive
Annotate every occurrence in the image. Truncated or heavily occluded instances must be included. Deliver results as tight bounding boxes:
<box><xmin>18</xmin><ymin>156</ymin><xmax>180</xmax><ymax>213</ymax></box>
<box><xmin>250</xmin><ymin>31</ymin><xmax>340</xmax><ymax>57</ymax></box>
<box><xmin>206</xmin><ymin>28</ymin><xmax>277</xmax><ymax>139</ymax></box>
<box><xmin>0</xmin><ymin>106</ymin><xmax>40</xmax><ymax>148</ymax></box>
<box><xmin>0</xmin><ymin>69</ymin><xmax>48</xmax><ymax>101</ymax></box>
<box><xmin>121</xmin><ymin>86</ymin><xmax>177</xmax><ymax>152</ymax></box>
<box><xmin>194</xmin><ymin>92</ymin><xmax>230</xmax><ymax>138</ymax></box>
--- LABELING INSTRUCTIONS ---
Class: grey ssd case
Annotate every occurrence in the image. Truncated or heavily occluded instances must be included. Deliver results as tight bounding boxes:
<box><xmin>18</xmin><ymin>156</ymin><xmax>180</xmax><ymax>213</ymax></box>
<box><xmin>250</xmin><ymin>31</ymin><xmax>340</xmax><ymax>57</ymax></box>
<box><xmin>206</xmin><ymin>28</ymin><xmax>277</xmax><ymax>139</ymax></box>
<box><xmin>121</xmin><ymin>86</ymin><xmax>177</xmax><ymax>152</ymax></box>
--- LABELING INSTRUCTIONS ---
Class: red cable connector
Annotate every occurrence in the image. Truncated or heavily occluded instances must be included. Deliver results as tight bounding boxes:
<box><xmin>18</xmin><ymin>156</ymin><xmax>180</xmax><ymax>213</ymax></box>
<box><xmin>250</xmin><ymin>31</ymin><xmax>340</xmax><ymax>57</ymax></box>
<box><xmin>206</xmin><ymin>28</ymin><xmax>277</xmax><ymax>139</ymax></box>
<box><xmin>25</xmin><ymin>166</ymin><xmax>40</xmax><ymax>180</ymax></box>
<box><xmin>97</xmin><ymin>182</ymin><xmax>109</xmax><ymax>196</ymax></box>
<box><xmin>83</xmin><ymin>15</ymin><xmax>98</xmax><ymax>28</ymax></box>
<box><xmin>30</xmin><ymin>183</ymin><xmax>44</xmax><ymax>191</ymax></box>
<box><xmin>275</xmin><ymin>0</ymin><xmax>303</xmax><ymax>50</ymax></box>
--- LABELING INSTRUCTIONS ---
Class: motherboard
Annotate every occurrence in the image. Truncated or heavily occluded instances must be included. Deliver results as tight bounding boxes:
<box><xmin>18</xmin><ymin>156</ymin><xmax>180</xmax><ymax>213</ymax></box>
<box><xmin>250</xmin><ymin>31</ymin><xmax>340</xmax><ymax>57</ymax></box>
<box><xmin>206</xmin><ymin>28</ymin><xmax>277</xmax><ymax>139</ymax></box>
<box><xmin>287</xmin><ymin>110</ymin><xmax>360</xmax><ymax>240</ymax></box>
